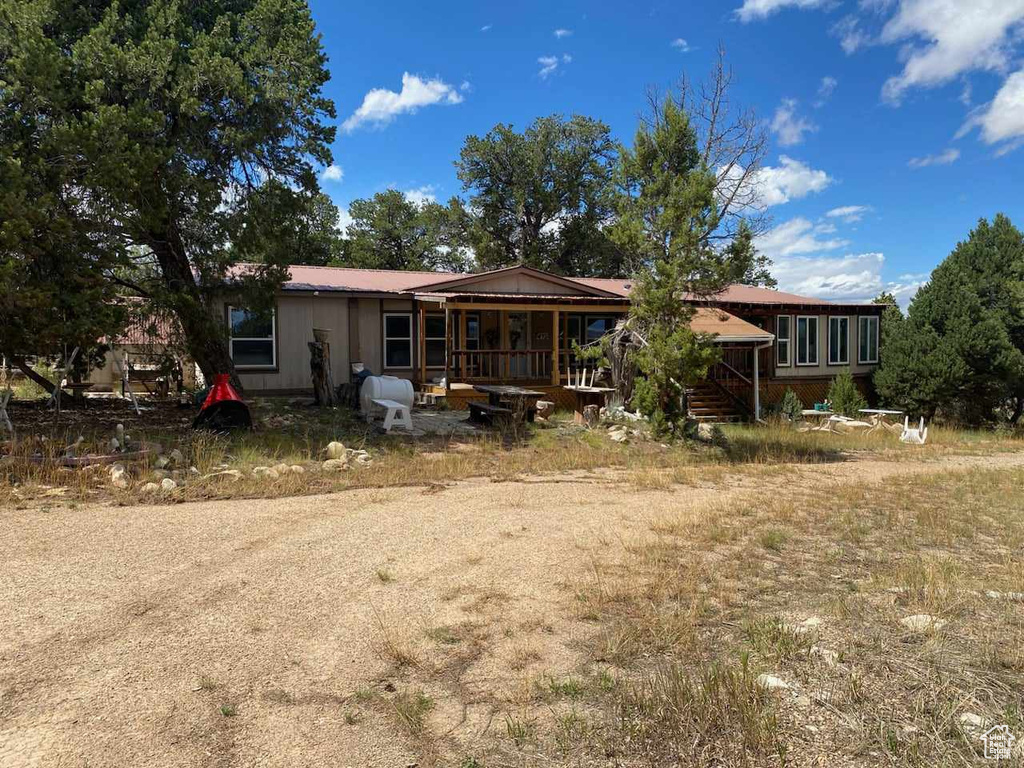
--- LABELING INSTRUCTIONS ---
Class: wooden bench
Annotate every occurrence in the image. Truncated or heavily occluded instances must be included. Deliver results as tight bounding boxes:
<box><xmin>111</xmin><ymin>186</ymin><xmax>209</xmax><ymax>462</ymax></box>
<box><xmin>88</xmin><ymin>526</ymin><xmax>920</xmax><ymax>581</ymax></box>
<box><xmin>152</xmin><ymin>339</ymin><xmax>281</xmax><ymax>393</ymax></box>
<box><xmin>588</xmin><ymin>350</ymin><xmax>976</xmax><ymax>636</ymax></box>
<box><xmin>367</xmin><ymin>398</ymin><xmax>413</xmax><ymax>433</ymax></box>
<box><xmin>468</xmin><ymin>400</ymin><xmax>515</xmax><ymax>424</ymax></box>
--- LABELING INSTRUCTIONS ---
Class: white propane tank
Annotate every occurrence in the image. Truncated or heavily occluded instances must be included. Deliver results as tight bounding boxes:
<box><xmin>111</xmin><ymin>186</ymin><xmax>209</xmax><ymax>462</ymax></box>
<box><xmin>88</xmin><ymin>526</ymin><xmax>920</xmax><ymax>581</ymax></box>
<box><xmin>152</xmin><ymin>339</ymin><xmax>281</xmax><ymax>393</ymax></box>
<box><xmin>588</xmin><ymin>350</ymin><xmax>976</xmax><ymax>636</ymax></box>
<box><xmin>360</xmin><ymin>375</ymin><xmax>415</xmax><ymax>415</ymax></box>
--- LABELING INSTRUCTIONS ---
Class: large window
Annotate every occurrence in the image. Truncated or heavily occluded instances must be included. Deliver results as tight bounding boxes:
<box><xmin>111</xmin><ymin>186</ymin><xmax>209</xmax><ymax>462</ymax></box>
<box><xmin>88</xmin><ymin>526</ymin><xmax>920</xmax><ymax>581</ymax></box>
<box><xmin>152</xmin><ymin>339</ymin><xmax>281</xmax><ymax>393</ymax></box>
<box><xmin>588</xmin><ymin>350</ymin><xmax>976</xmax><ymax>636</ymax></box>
<box><xmin>424</xmin><ymin>314</ymin><xmax>446</xmax><ymax>368</ymax></box>
<box><xmin>796</xmin><ymin>316</ymin><xmax>819</xmax><ymax>366</ymax></box>
<box><xmin>228</xmin><ymin>306</ymin><xmax>275</xmax><ymax>368</ymax></box>
<box><xmin>384</xmin><ymin>313</ymin><xmax>412</xmax><ymax>369</ymax></box>
<box><xmin>828</xmin><ymin>316</ymin><xmax>850</xmax><ymax>366</ymax></box>
<box><xmin>859</xmin><ymin>315</ymin><xmax>880</xmax><ymax>364</ymax></box>
<box><xmin>776</xmin><ymin>315</ymin><xmax>791</xmax><ymax>367</ymax></box>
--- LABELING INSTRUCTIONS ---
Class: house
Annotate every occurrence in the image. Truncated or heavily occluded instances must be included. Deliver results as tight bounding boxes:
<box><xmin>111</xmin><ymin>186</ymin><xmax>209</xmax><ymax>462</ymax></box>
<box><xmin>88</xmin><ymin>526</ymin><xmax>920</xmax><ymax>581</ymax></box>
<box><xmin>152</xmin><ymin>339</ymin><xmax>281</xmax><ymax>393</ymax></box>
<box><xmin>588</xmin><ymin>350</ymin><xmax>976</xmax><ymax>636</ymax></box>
<box><xmin>216</xmin><ymin>264</ymin><xmax>883</xmax><ymax>420</ymax></box>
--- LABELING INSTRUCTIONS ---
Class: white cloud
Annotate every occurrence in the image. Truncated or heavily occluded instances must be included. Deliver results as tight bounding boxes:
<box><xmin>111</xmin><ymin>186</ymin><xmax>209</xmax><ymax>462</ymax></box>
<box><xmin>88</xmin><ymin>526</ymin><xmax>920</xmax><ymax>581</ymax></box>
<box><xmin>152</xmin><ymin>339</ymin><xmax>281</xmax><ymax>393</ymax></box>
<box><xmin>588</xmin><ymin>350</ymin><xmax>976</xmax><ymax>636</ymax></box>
<box><xmin>879</xmin><ymin>0</ymin><xmax>1024</xmax><ymax>104</ymax></box>
<box><xmin>336</xmin><ymin>207</ymin><xmax>354</xmax><ymax>237</ymax></box>
<box><xmin>538</xmin><ymin>54</ymin><xmax>572</xmax><ymax>79</ymax></box>
<box><xmin>907</xmin><ymin>147</ymin><xmax>960</xmax><ymax>167</ymax></box>
<box><xmin>771</xmin><ymin>99</ymin><xmax>817</xmax><ymax>146</ymax></box>
<box><xmin>815</xmin><ymin>76</ymin><xmax>838</xmax><ymax>107</ymax></box>
<box><xmin>831</xmin><ymin>14</ymin><xmax>871</xmax><ymax>54</ymax></box>
<box><xmin>753</xmin><ymin>156</ymin><xmax>833</xmax><ymax>206</ymax></box>
<box><xmin>735</xmin><ymin>0</ymin><xmax>829</xmax><ymax>23</ymax></box>
<box><xmin>554</xmin><ymin>28</ymin><xmax>573</xmax><ymax>38</ymax></box>
<box><xmin>958</xmin><ymin>69</ymin><xmax>1024</xmax><ymax>152</ymax></box>
<box><xmin>342</xmin><ymin>73</ymin><xmax>464</xmax><ymax>133</ymax></box>
<box><xmin>671</xmin><ymin>38</ymin><xmax>691</xmax><ymax>52</ymax></box>
<box><xmin>404</xmin><ymin>186</ymin><xmax>437</xmax><ymax>206</ymax></box>
<box><xmin>480</xmin><ymin>24</ymin><xmax>492</xmax><ymax>32</ymax></box>
<box><xmin>773</xmin><ymin>252</ymin><xmax>887</xmax><ymax>300</ymax></box>
<box><xmin>756</xmin><ymin>217</ymin><xmax>850</xmax><ymax>259</ymax></box>
<box><xmin>320</xmin><ymin>164</ymin><xmax>343</xmax><ymax>183</ymax></box>
<box><xmin>826</xmin><ymin>204</ymin><xmax>871</xmax><ymax>222</ymax></box>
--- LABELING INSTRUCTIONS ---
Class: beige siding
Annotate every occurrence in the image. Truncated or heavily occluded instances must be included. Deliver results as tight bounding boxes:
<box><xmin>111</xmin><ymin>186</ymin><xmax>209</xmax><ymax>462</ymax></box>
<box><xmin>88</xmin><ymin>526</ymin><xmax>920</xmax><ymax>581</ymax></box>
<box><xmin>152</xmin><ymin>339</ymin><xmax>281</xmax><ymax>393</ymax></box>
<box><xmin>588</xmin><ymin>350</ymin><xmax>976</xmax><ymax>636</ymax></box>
<box><xmin>774</xmin><ymin>312</ymin><xmax>878</xmax><ymax>379</ymax></box>
<box><xmin>215</xmin><ymin>294</ymin><xmax>350</xmax><ymax>393</ymax></box>
<box><xmin>353</xmin><ymin>298</ymin><xmax>382</xmax><ymax>374</ymax></box>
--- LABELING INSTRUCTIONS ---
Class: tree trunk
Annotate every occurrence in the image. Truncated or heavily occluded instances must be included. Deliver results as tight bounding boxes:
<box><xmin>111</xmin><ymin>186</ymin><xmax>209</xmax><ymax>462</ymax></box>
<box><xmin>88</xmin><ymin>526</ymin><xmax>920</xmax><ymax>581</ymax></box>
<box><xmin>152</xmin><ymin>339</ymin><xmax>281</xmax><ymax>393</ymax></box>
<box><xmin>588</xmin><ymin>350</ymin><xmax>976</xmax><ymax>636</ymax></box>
<box><xmin>308</xmin><ymin>331</ymin><xmax>336</xmax><ymax>407</ymax></box>
<box><xmin>1010</xmin><ymin>396</ymin><xmax>1023</xmax><ymax>425</ymax></box>
<box><xmin>148</xmin><ymin>230</ymin><xmax>242</xmax><ymax>393</ymax></box>
<box><xmin>10</xmin><ymin>357</ymin><xmax>57</xmax><ymax>395</ymax></box>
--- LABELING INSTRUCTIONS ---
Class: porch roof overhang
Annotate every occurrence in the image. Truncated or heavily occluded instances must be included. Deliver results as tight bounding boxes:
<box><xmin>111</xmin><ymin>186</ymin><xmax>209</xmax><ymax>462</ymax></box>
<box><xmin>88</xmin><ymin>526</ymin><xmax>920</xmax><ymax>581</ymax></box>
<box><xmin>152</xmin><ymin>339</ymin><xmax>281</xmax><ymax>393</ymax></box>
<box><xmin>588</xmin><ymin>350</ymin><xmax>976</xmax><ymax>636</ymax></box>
<box><xmin>691</xmin><ymin>307</ymin><xmax>774</xmax><ymax>344</ymax></box>
<box><xmin>410</xmin><ymin>291</ymin><xmax>631</xmax><ymax>308</ymax></box>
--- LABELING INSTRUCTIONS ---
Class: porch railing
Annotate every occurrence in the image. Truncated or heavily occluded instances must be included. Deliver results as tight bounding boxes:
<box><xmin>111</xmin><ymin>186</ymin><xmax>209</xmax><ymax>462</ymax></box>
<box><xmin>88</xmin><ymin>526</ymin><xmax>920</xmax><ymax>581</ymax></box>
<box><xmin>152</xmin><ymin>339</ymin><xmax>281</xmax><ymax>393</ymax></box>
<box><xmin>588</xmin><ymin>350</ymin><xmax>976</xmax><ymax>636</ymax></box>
<box><xmin>450</xmin><ymin>349</ymin><xmax>553</xmax><ymax>382</ymax></box>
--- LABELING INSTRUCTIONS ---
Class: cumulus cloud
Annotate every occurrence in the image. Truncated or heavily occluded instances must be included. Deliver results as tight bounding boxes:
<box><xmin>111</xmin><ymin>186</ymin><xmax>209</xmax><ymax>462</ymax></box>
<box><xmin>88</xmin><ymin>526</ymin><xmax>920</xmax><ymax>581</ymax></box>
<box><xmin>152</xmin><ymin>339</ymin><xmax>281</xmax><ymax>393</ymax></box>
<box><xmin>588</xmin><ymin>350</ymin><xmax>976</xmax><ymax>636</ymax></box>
<box><xmin>671</xmin><ymin>38</ymin><xmax>691</xmax><ymax>52</ymax></box>
<box><xmin>342</xmin><ymin>73</ymin><xmax>464</xmax><ymax>133</ymax></box>
<box><xmin>907</xmin><ymin>147</ymin><xmax>960</xmax><ymax>167</ymax></box>
<box><xmin>538</xmin><ymin>54</ymin><xmax>572</xmax><ymax>79</ymax></box>
<box><xmin>756</xmin><ymin>218</ymin><xmax>850</xmax><ymax>259</ymax></box>
<box><xmin>554</xmin><ymin>28</ymin><xmax>573</xmax><ymax>38</ymax></box>
<box><xmin>879</xmin><ymin>0</ymin><xmax>1024</xmax><ymax>104</ymax></box>
<box><xmin>753</xmin><ymin>156</ymin><xmax>833</xmax><ymax>207</ymax></box>
<box><xmin>772</xmin><ymin>252</ymin><xmax>887</xmax><ymax>300</ymax></box>
<box><xmin>831</xmin><ymin>14</ymin><xmax>872</xmax><ymax>54</ymax></box>
<box><xmin>826</xmin><ymin>205</ymin><xmax>871</xmax><ymax>222</ymax></box>
<box><xmin>320</xmin><ymin>164</ymin><xmax>343</xmax><ymax>183</ymax></box>
<box><xmin>735</xmin><ymin>0</ymin><xmax>830</xmax><ymax>23</ymax></box>
<box><xmin>404</xmin><ymin>186</ymin><xmax>437</xmax><ymax>206</ymax></box>
<box><xmin>957</xmin><ymin>69</ymin><xmax>1024</xmax><ymax>153</ymax></box>
<box><xmin>771</xmin><ymin>99</ymin><xmax>817</xmax><ymax>146</ymax></box>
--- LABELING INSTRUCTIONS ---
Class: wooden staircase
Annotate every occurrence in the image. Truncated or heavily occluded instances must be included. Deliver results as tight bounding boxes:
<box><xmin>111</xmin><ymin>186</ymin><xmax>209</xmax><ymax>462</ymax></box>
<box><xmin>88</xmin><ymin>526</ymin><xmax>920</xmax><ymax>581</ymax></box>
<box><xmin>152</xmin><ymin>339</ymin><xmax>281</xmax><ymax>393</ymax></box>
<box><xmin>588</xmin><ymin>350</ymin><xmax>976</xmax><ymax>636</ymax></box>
<box><xmin>687</xmin><ymin>381</ymin><xmax>746</xmax><ymax>423</ymax></box>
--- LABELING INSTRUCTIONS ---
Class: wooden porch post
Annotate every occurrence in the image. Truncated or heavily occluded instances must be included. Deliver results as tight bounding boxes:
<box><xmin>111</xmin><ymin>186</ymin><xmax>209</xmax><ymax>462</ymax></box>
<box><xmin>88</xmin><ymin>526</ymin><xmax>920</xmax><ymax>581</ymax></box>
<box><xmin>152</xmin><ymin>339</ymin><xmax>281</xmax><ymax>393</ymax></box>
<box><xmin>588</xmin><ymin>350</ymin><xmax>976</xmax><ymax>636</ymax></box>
<box><xmin>551</xmin><ymin>309</ymin><xmax>560</xmax><ymax>386</ymax></box>
<box><xmin>444</xmin><ymin>306</ymin><xmax>451</xmax><ymax>394</ymax></box>
<box><xmin>753</xmin><ymin>343</ymin><xmax>760</xmax><ymax>421</ymax></box>
<box><xmin>459</xmin><ymin>309</ymin><xmax>467</xmax><ymax>381</ymax></box>
<box><xmin>418</xmin><ymin>304</ymin><xmax>426</xmax><ymax>385</ymax></box>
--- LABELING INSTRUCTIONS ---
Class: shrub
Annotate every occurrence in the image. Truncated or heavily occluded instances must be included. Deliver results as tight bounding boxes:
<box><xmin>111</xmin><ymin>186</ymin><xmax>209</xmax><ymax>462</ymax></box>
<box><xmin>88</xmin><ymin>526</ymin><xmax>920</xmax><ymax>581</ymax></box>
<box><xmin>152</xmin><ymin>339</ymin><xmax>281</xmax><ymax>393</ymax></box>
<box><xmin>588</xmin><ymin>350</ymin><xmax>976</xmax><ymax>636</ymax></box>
<box><xmin>827</xmin><ymin>369</ymin><xmax>867</xmax><ymax>417</ymax></box>
<box><xmin>778</xmin><ymin>388</ymin><xmax>803</xmax><ymax>422</ymax></box>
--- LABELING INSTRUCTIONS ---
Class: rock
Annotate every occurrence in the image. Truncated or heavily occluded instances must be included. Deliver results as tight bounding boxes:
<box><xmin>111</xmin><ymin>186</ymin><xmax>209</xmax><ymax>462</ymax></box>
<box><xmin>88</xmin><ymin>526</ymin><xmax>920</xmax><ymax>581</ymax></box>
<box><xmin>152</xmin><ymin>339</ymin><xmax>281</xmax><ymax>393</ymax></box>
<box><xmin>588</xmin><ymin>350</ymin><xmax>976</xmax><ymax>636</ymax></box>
<box><xmin>154</xmin><ymin>455</ymin><xmax>171</xmax><ymax>470</ymax></box>
<box><xmin>189</xmin><ymin>466</ymin><xmax>200</xmax><ymax>476</ymax></box>
<box><xmin>801</xmin><ymin>616</ymin><xmax>823</xmax><ymax>629</ymax></box>
<box><xmin>204</xmin><ymin>469</ymin><xmax>244</xmax><ymax>482</ymax></box>
<box><xmin>810</xmin><ymin>645</ymin><xmax>840</xmax><ymax>667</ymax></box>
<box><xmin>322</xmin><ymin>458</ymin><xmax>348</xmax><ymax>472</ymax></box>
<box><xmin>959</xmin><ymin>712</ymin><xmax>988</xmax><ymax>732</ymax></box>
<box><xmin>160</xmin><ymin>478</ymin><xmax>177</xmax><ymax>492</ymax></box>
<box><xmin>168</xmin><ymin>449</ymin><xmax>184</xmax><ymax>466</ymax></box>
<box><xmin>755</xmin><ymin>674</ymin><xmax>790</xmax><ymax>691</ymax></box>
<box><xmin>325</xmin><ymin>441</ymin><xmax>347</xmax><ymax>460</ymax></box>
<box><xmin>697</xmin><ymin>422</ymin><xmax>728</xmax><ymax>447</ymax></box>
<box><xmin>109</xmin><ymin>463</ymin><xmax>129</xmax><ymax>489</ymax></box>
<box><xmin>252</xmin><ymin>466</ymin><xmax>280</xmax><ymax>480</ymax></box>
<box><xmin>140</xmin><ymin>482</ymin><xmax>161</xmax><ymax>495</ymax></box>
<box><xmin>347</xmin><ymin>449</ymin><xmax>371</xmax><ymax>465</ymax></box>
<box><xmin>272</xmin><ymin>463</ymin><xmax>291</xmax><ymax>474</ymax></box>
<box><xmin>289</xmin><ymin>465</ymin><xmax>305</xmax><ymax>474</ymax></box>
<box><xmin>986</xmin><ymin>590</ymin><xmax>1024</xmax><ymax>601</ymax></box>
<box><xmin>151</xmin><ymin>469</ymin><xmax>170</xmax><ymax>481</ymax></box>
<box><xmin>804</xmin><ymin>724</ymin><xmax>820</xmax><ymax>734</ymax></box>
<box><xmin>900</xmin><ymin>614</ymin><xmax>946</xmax><ymax>632</ymax></box>
<box><xmin>608</xmin><ymin>427</ymin><xmax>628</xmax><ymax>443</ymax></box>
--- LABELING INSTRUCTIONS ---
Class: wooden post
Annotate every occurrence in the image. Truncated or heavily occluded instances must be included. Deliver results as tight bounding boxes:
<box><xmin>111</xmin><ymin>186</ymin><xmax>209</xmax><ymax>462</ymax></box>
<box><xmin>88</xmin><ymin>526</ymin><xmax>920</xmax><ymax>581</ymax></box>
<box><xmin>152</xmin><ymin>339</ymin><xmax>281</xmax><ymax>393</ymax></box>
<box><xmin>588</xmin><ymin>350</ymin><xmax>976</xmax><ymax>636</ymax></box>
<box><xmin>308</xmin><ymin>328</ymin><xmax>337</xmax><ymax>407</ymax></box>
<box><xmin>444</xmin><ymin>306</ymin><xmax>451</xmax><ymax>394</ymax></box>
<box><xmin>551</xmin><ymin>309</ymin><xmax>560</xmax><ymax>386</ymax></box>
<box><xmin>459</xmin><ymin>309</ymin><xmax>467</xmax><ymax>381</ymax></box>
<box><xmin>418</xmin><ymin>304</ymin><xmax>426</xmax><ymax>386</ymax></box>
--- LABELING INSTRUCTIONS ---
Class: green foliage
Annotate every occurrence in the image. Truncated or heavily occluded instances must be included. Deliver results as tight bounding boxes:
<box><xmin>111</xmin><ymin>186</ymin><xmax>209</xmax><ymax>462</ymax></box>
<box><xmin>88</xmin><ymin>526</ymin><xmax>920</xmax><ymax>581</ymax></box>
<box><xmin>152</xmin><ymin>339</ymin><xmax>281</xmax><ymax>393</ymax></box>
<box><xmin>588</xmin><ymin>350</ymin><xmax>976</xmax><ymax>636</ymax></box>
<box><xmin>778</xmin><ymin>388</ymin><xmax>803</xmax><ymax>422</ymax></box>
<box><xmin>340</xmin><ymin>190</ymin><xmax>472</xmax><ymax>272</ymax></box>
<box><xmin>874</xmin><ymin>215</ymin><xmax>1024</xmax><ymax>425</ymax></box>
<box><xmin>827</xmin><ymin>369</ymin><xmax>867</xmax><ymax>417</ymax></box>
<box><xmin>0</xmin><ymin>0</ymin><xmax>336</xmax><ymax>386</ymax></box>
<box><xmin>614</xmin><ymin>96</ymin><xmax>756</xmax><ymax>437</ymax></box>
<box><xmin>455</xmin><ymin>114</ymin><xmax>622</xmax><ymax>276</ymax></box>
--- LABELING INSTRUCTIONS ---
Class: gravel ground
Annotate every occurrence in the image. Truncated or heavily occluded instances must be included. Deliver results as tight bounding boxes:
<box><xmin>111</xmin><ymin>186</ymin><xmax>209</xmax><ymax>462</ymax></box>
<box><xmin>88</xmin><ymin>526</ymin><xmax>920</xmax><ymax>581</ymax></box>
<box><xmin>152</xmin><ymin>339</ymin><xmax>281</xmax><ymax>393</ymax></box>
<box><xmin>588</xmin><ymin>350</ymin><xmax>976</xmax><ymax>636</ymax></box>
<box><xmin>3</xmin><ymin>451</ymin><xmax>1024</xmax><ymax>767</ymax></box>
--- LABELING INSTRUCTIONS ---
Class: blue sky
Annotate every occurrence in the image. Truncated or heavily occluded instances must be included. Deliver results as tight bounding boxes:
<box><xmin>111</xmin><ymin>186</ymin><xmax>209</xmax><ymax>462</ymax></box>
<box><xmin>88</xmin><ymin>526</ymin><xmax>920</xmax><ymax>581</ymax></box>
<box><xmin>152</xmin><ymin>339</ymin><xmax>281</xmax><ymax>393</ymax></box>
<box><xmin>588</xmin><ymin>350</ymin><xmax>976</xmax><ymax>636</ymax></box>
<box><xmin>308</xmin><ymin>0</ymin><xmax>1024</xmax><ymax>304</ymax></box>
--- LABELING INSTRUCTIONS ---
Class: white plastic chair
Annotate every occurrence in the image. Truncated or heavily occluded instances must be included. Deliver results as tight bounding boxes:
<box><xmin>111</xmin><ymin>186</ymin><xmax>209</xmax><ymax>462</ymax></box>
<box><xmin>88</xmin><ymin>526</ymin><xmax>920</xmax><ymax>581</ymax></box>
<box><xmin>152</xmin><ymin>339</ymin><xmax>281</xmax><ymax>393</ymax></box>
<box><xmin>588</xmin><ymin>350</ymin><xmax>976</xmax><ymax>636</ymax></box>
<box><xmin>900</xmin><ymin>416</ymin><xmax>928</xmax><ymax>444</ymax></box>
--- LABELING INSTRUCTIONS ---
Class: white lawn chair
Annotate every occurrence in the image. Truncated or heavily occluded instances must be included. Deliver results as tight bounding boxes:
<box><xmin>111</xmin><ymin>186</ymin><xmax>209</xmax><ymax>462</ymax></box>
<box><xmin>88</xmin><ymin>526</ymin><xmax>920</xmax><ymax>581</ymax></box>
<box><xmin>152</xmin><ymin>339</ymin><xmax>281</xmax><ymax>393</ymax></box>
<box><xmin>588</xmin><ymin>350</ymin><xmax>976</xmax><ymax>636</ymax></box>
<box><xmin>900</xmin><ymin>416</ymin><xmax>928</xmax><ymax>444</ymax></box>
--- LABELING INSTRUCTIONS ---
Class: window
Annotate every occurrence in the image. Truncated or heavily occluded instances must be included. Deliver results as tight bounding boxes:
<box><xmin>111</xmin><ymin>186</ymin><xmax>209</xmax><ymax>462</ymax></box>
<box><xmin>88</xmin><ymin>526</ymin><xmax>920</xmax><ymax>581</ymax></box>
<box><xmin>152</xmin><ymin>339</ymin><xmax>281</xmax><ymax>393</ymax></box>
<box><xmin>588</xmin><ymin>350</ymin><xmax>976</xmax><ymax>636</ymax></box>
<box><xmin>228</xmin><ymin>306</ymin><xmax>275</xmax><ymax>368</ymax></box>
<box><xmin>776</xmin><ymin>315</ymin><xmax>791</xmax><ymax>367</ymax></box>
<box><xmin>828</xmin><ymin>316</ymin><xmax>850</xmax><ymax>366</ymax></box>
<box><xmin>424</xmin><ymin>314</ymin><xmax>446</xmax><ymax>368</ymax></box>
<box><xmin>796</xmin><ymin>316</ymin><xmax>819</xmax><ymax>366</ymax></box>
<box><xmin>384</xmin><ymin>313</ymin><xmax>412</xmax><ymax>368</ymax></box>
<box><xmin>464</xmin><ymin>313</ymin><xmax>480</xmax><ymax>350</ymax></box>
<box><xmin>585</xmin><ymin>316</ymin><xmax>616</xmax><ymax>344</ymax></box>
<box><xmin>859</xmin><ymin>315</ymin><xmax>880</xmax><ymax>364</ymax></box>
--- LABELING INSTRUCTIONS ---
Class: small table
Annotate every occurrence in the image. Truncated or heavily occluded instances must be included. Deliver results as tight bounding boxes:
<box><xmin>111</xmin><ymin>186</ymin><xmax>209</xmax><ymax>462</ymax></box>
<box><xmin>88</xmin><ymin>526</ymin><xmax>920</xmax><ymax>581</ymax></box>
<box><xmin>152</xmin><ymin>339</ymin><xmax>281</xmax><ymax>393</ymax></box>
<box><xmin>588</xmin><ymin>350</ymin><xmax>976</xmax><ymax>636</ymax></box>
<box><xmin>564</xmin><ymin>386</ymin><xmax>616</xmax><ymax>424</ymax></box>
<box><xmin>471</xmin><ymin>385</ymin><xmax>545</xmax><ymax>424</ymax></box>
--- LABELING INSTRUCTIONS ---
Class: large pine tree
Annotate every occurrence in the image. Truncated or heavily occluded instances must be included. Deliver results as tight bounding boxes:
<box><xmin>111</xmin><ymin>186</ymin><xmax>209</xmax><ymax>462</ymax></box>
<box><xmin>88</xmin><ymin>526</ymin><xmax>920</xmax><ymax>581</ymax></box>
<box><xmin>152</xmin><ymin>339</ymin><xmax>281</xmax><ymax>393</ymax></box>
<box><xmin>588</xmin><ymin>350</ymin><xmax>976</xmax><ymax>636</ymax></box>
<box><xmin>874</xmin><ymin>214</ymin><xmax>1024</xmax><ymax>425</ymax></box>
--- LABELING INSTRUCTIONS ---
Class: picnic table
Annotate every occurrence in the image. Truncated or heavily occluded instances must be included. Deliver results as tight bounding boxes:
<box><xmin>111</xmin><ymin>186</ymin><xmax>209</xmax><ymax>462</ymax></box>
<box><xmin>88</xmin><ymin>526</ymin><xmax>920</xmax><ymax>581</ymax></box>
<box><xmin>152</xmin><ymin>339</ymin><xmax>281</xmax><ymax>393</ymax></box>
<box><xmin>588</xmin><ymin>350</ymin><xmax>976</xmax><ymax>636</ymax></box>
<box><xmin>470</xmin><ymin>385</ymin><xmax>545</xmax><ymax>425</ymax></box>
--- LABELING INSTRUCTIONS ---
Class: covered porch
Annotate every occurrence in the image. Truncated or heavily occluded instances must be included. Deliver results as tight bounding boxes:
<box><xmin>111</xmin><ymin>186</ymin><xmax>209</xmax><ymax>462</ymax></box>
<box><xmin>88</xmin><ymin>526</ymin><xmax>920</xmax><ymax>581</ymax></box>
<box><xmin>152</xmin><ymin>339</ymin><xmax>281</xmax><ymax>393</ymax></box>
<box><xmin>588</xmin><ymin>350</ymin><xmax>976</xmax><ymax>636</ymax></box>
<box><xmin>414</xmin><ymin>294</ymin><xmax>631</xmax><ymax>390</ymax></box>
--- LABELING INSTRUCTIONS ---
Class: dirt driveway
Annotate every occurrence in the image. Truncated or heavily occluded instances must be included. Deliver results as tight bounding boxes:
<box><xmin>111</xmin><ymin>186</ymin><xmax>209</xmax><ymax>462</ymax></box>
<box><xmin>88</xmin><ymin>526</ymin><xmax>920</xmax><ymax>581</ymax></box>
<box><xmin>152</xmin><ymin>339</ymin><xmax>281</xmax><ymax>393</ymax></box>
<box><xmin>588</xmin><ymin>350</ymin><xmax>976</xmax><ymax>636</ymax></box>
<box><xmin>3</xmin><ymin>451</ymin><xmax>1024</xmax><ymax>768</ymax></box>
